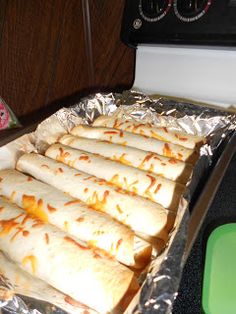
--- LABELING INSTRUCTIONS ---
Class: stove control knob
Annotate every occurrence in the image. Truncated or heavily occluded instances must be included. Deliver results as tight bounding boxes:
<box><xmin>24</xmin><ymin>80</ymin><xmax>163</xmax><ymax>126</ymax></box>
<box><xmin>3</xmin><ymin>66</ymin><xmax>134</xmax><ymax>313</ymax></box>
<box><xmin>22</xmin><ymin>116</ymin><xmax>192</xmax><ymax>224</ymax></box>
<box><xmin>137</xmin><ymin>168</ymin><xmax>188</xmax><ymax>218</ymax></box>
<box><xmin>173</xmin><ymin>0</ymin><xmax>212</xmax><ymax>22</ymax></box>
<box><xmin>139</xmin><ymin>0</ymin><xmax>172</xmax><ymax>22</ymax></box>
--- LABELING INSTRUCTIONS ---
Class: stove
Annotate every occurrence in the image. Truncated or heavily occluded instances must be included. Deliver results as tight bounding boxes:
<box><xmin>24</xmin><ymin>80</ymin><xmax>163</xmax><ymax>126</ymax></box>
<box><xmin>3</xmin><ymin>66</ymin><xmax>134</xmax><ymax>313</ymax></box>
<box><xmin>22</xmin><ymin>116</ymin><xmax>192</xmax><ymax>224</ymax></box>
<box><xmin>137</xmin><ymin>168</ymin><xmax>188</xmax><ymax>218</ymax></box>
<box><xmin>121</xmin><ymin>1</ymin><xmax>236</xmax><ymax>312</ymax></box>
<box><xmin>121</xmin><ymin>0</ymin><xmax>236</xmax><ymax>107</ymax></box>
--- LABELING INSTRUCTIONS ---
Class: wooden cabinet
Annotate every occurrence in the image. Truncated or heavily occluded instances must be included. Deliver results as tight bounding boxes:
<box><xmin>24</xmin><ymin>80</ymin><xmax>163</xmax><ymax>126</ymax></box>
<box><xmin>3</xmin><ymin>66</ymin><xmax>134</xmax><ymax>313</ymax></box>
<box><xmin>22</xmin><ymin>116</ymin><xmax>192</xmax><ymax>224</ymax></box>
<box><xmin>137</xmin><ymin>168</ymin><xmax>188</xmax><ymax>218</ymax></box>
<box><xmin>0</xmin><ymin>0</ymin><xmax>135</xmax><ymax>118</ymax></box>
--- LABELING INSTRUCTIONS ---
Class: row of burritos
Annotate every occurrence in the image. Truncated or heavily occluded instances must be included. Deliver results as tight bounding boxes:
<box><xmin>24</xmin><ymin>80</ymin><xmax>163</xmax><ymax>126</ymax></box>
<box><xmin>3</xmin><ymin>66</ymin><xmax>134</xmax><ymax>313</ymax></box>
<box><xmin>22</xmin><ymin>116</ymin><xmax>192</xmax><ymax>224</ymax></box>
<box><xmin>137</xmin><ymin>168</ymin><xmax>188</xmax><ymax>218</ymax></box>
<box><xmin>0</xmin><ymin>114</ymin><xmax>205</xmax><ymax>313</ymax></box>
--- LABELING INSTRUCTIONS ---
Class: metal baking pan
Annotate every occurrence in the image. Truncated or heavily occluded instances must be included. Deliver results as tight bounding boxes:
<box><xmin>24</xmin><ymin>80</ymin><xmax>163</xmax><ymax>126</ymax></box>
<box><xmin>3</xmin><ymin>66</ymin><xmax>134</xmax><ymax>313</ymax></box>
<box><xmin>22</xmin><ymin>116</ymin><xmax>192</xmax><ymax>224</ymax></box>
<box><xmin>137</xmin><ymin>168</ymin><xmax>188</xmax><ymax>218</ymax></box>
<box><xmin>0</xmin><ymin>92</ymin><xmax>235</xmax><ymax>313</ymax></box>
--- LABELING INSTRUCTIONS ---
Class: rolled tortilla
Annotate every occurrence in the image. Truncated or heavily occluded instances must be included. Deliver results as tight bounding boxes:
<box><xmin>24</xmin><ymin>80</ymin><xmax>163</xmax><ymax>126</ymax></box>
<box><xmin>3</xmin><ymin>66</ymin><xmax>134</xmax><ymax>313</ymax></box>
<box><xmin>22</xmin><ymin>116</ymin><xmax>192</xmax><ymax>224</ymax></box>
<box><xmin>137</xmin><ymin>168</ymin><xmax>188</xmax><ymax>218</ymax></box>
<box><xmin>0</xmin><ymin>197</ymin><xmax>135</xmax><ymax>313</ymax></box>
<box><xmin>16</xmin><ymin>153</ymin><xmax>172</xmax><ymax>240</ymax></box>
<box><xmin>0</xmin><ymin>251</ymin><xmax>97</xmax><ymax>314</ymax></box>
<box><xmin>0</xmin><ymin>169</ymin><xmax>139</xmax><ymax>267</ymax></box>
<box><xmin>93</xmin><ymin>115</ymin><xmax>205</xmax><ymax>149</ymax></box>
<box><xmin>46</xmin><ymin>143</ymin><xmax>185</xmax><ymax>210</ymax></box>
<box><xmin>70</xmin><ymin>125</ymin><xmax>198</xmax><ymax>164</ymax></box>
<box><xmin>59</xmin><ymin>134</ymin><xmax>193</xmax><ymax>184</ymax></box>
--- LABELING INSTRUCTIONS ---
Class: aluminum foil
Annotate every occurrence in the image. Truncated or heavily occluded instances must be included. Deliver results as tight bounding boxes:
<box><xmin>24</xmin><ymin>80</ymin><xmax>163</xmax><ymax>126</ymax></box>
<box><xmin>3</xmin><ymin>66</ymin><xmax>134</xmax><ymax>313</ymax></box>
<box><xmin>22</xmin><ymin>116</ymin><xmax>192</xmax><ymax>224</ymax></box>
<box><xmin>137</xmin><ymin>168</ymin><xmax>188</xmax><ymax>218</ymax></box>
<box><xmin>0</xmin><ymin>90</ymin><xmax>235</xmax><ymax>314</ymax></box>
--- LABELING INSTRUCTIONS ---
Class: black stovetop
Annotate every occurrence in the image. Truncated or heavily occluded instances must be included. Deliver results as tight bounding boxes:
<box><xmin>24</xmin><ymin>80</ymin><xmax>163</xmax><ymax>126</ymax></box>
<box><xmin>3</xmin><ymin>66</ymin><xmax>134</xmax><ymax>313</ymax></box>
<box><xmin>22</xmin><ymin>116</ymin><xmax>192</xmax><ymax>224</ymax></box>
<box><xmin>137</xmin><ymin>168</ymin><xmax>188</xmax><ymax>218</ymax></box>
<box><xmin>122</xmin><ymin>1</ymin><xmax>236</xmax><ymax>47</ymax></box>
<box><xmin>173</xmin><ymin>152</ymin><xmax>236</xmax><ymax>314</ymax></box>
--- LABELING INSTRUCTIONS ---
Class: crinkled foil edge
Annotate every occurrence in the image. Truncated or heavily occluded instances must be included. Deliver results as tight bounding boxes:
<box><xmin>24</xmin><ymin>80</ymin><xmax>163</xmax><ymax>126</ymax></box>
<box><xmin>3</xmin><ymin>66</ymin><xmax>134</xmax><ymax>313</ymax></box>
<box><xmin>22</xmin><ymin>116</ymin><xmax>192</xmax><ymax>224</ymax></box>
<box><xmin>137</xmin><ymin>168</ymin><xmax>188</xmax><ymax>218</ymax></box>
<box><xmin>0</xmin><ymin>90</ymin><xmax>235</xmax><ymax>314</ymax></box>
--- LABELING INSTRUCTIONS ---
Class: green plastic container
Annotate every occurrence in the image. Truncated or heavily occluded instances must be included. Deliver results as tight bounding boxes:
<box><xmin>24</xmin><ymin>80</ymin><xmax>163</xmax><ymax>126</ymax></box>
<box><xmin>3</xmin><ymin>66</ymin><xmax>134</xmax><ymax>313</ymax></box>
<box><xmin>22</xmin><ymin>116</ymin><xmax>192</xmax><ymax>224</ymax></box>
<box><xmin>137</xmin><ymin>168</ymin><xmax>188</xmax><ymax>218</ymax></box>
<box><xmin>202</xmin><ymin>223</ymin><xmax>236</xmax><ymax>314</ymax></box>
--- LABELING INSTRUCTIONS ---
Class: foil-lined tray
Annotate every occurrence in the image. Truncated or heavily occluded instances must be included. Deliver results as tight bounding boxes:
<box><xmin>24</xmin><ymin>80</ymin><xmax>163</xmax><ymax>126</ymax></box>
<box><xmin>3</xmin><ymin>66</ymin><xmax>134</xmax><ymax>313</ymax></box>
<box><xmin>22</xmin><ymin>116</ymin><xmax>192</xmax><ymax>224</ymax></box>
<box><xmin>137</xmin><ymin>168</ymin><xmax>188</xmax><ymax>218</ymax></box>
<box><xmin>0</xmin><ymin>90</ymin><xmax>235</xmax><ymax>314</ymax></box>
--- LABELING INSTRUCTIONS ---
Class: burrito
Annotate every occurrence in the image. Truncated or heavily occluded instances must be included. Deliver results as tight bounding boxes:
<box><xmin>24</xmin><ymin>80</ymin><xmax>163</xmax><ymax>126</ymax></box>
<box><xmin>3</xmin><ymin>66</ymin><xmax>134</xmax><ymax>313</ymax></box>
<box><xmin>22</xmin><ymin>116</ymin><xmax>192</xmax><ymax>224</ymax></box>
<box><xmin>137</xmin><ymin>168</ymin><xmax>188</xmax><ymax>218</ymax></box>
<box><xmin>16</xmin><ymin>153</ymin><xmax>173</xmax><ymax>241</ymax></box>
<box><xmin>0</xmin><ymin>197</ymin><xmax>135</xmax><ymax>313</ymax></box>
<box><xmin>70</xmin><ymin>125</ymin><xmax>198</xmax><ymax>164</ymax></box>
<box><xmin>0</xmin><ymin>169</ymin><xmax>143</xmax><ymax>267</ymax></box>
<box><xmin>46</xmin><ymin>143</ymin><xmax>185</xmax><ymax>210</ymax></box>
<box><xmin>0</xmin><ymin>251</ymin><xmax>97</xmax><ymax>314</ymax></box>
<box><xmin>93</xmin><ymin>115</ymin><xmax>205</xmax><ymax>149</ymax></box>
<box><xmin>59</xmin><ymin>134</ymin><xmax>193</xmax><ymax>184</ymax></box>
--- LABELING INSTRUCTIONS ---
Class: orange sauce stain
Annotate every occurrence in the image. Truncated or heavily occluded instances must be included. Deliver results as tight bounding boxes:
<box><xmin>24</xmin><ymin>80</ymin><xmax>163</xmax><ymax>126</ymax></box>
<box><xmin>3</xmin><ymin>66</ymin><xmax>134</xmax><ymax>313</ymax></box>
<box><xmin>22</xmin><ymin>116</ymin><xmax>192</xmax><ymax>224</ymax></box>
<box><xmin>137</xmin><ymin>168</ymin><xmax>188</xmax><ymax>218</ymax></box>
<box><xmin>148</xmin><ymin>164</ymin><xmax>155</xmax><ymax>173</ymax></box>
<box><xmin>139</xmin><ymin>129</ymin><xmax>146</xmax><ymax>136</ymax></box>
<box><xmin>22</xmin><ymin>255</ymin><xmax>37</xmax><ymax>274</ymax></box>
<box><xmin>132</xmin><ymin>123</ymin><xmax>145</xmax><ymax>132</ymax></box>
<box><xmin>163</xmin><ymin>143</ymin><xmax>173</xmax><ymax>158</ymax></box>
<box><xmin>96</xmin><ymin>178</ymin><xmax>112</xmax><ymax>187</ymax></box>
<box><xmin>58</xmin><ymin>147</ymin><xmax>70</xmax><ymax>163</ymax></box>
<box><xmin>119</xmin><ymin>130</ymin><xmax>124</xmax><ymax>138</ymax></box>
<box><xmin>116</xmin><ymin>239</ymin><xmax>123</xmax><ymax>252</ymax></box>
<box><xmin>79</xmin><ymin>155</ymin><xmax>89</xmax><ymax>161</ymax></box>
<box><xmin>93</xmin><ymin>252</ymin><xmax>101</xmax><ymax>259</ymax></box>
<box><xmin>64</xmin><ymin>295</ymin><xmax>89</xmax><ymax>308</ymax></box>
<box><xmin>143</xmin><ymin>190</ymin><xmax>155</xmax><ymax>202</ymax></box>
<box><xmin>64</xmin><ymin>200</ymin><xmax>81</xmax><ymax>206</ymax></box>
<box><xmin>177</xmin><ymin>153</ymin><xmax>183</xmax><ymax>160</ymax></box>
<box><xmin>44</xmin><ymin>233</ymin><xmax>49</xmax><ymax>244</ymax></box>
<box><xmin>139</xmin><ymin>153</ymin><xmax>156</xmax><ymax>170</ymax></box>
<box><xmin>32</xmin><ymin>221</ymin><xmax>44</xmax><ymax>228</ymax></box>
<box><xmin>21</xmin><ymin>215</ymin><xmax>30</xmax><ymax>225</ymax></box>
<box><xmin>0</xmin><ymin>206</ymin><xmax>4</xmax><ymax>212</ymax></box>
<box><xmin>87</xmin><ymin>239</ymin><xmax>97</xmax><ymax>247</ymax></box>
<box><xmin>161</xmin><ymin>163</ymin><xmax>166</xmax><ymax>166</ymax></box>
<box><xmin>169</xmin><ymin>158</ymin><xmax>178</xmax><ymax>164</ymax></box>
<box><xmin>0</xmin><ymin>177</ymin><xmax>3</xmax><ymax>182</ymax></box>
<box><xmin>11</xmin><ymin>227</ymin><xmax>25</xmax><ymax>241</ymax></box>
<box><xmin>76</xmin><ymin>217</ymin><xmax>84</xmax><ymax>222</ymax></box>
<box><xmin>87</xmin><ymin>190</ymin><xmax>109</xmax><ymax>211</ymax></box>
<box><xmin>115</xmin><ymin>187</ymin><xmax>127</xmax><ymax>195</ymax></box>
<box><xmin>150</xmin><ymin>130</ymin><xmax>167</xmax><ymax>142</ymax></box>
<box><xmin>83</xmin><ymin>175</ymin><xmax>94</xmax><ymax>181</ymax></box>
<box><xmin>175</xmin><ymin>133</ymin><xmax>188</xmax><ymax>141</ymax></box>
<box><xmin>113</xmin><ymin>118</ymin><xmax>119</xmax><ymax>128</ymax></box>
<box><xmin>154</xmin><ymin>156</ymin><xmax>162</xmax><ymax>161</ymax></box>
<box><xmin>22</xmin><ymin>195</ymin><xmax>48</xmax><ymax>222</ymax></box>
<box><xmin>84</xmin><ymin>188</ymin><xmax>89</xmax><ymax>193</ymax></box>
<box><xmin>23</xmin><ymin>230</ymin><xmax>29</xmax><ymax>237</ymax></box>
<box><xmin>144</xmin><ymin>174</ymin><xmax>157</xmax><ymax>201</ymax></box>
<box><xmin>112</xmin><ymin>153</ymin><xmax>132</xmax><ymax>166</ymax></box>
<box><xmin>154</xmin><ymin>183</ymin><xmax>162</xmax><ymax>194</ymax></box>
<box><xmin>0</xmin><ymin>215</ymin><xmax>23</xmax><ymax>237</ymax></box>
<box><xmin>146</xmin><ymin>174</ymin><xmax>157</xmax><ymax>190</ymax></box>
<box><xmin>163</xmin><ymin>127</ymin><xmax>168</xmax><ymax>133</ymax></box>
<box><xmin>113</xmin><ymin>118</ymin><xmax>126</xmax><ymax>129</ymax></box>
<box><xmin>110</xmin><ymin>174</ymin><xmax>121</xmax><ymax>187</ymax></box>
<box><xmin>124</xmin><ymin>125</ymin><xmax>132</xmax><ymax>131</ymax></box>
<box><xmin>57</xmin><ymin>167</ymin><xmax>64</xmax><ymax>173</ymax></box>
<box><xmin>104</xmin><ymin>131</ymin><xmax>118</xmax><ymax>135</ymax></box>
<box><xmin>27</xmin><ymin>176</ymin><xmax>33</xmax><ymax>182</ymax></box>
<box><xmin>47</xmin><ymin>204</ymin><xmax>57</xmax><ymax>213</ymax></box>
<box><xmin>124</xmin><ymin>177</ymin><xmax>139</xmax><ymax>190</ymax></box>
<box><xmin>64</xmin><ymin>236</ymin><xmax>88</xmax><ymax>250</ymax></box>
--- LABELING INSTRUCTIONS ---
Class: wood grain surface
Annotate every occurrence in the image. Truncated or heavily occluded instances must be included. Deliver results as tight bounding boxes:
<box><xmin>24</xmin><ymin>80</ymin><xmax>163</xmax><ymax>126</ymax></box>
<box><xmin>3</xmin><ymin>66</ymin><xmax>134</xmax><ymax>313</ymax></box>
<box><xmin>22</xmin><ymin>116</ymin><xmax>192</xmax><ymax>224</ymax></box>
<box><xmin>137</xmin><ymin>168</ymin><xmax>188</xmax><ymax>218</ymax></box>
<box><xmin>89</xmin><ymin>1</ymin><xmax>135</xmax><ymax>91</ymax></box>
<box><xmin>47</xmin><ymin>0</ymin><xmax>90</xmax><ymax>105</ymax></box>
<box><xmin>0</xmin><ymin>0</ymin><xmax>135</xmax><ymax>119</ymax></box>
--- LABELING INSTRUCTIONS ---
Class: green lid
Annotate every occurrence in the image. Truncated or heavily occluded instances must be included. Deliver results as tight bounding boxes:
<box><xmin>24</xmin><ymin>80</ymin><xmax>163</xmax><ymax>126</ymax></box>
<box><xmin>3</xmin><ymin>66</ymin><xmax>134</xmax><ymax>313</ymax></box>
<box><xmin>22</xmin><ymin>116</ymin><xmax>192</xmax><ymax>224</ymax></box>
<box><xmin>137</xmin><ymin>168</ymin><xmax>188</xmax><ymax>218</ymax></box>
<box><xmin>202</xmin><ymin>223</ymin><xmax>236</xmax><ymax>314</ymax></box>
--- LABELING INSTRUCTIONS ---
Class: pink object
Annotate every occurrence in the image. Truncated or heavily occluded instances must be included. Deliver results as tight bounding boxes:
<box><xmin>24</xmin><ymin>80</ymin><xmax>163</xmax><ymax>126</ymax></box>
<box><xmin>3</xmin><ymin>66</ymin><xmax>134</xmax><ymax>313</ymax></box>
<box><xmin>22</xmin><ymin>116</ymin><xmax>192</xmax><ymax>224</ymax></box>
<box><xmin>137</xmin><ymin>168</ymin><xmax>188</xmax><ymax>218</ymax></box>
<box><xmin>0</xmin><ymin>102</ymin><xmax>10</xmax><ymax>130</ymax></box>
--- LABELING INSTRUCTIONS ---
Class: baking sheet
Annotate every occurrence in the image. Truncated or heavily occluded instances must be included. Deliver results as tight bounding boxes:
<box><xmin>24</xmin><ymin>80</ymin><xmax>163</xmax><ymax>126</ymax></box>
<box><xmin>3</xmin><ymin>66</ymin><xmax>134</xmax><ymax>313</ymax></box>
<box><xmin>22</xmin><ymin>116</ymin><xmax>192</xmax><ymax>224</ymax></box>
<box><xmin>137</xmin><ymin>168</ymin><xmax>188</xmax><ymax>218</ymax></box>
<box><xmin>0</xmin><ymin>90</ymin><xmax>235</xmax><ymax>314</ymax></box>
